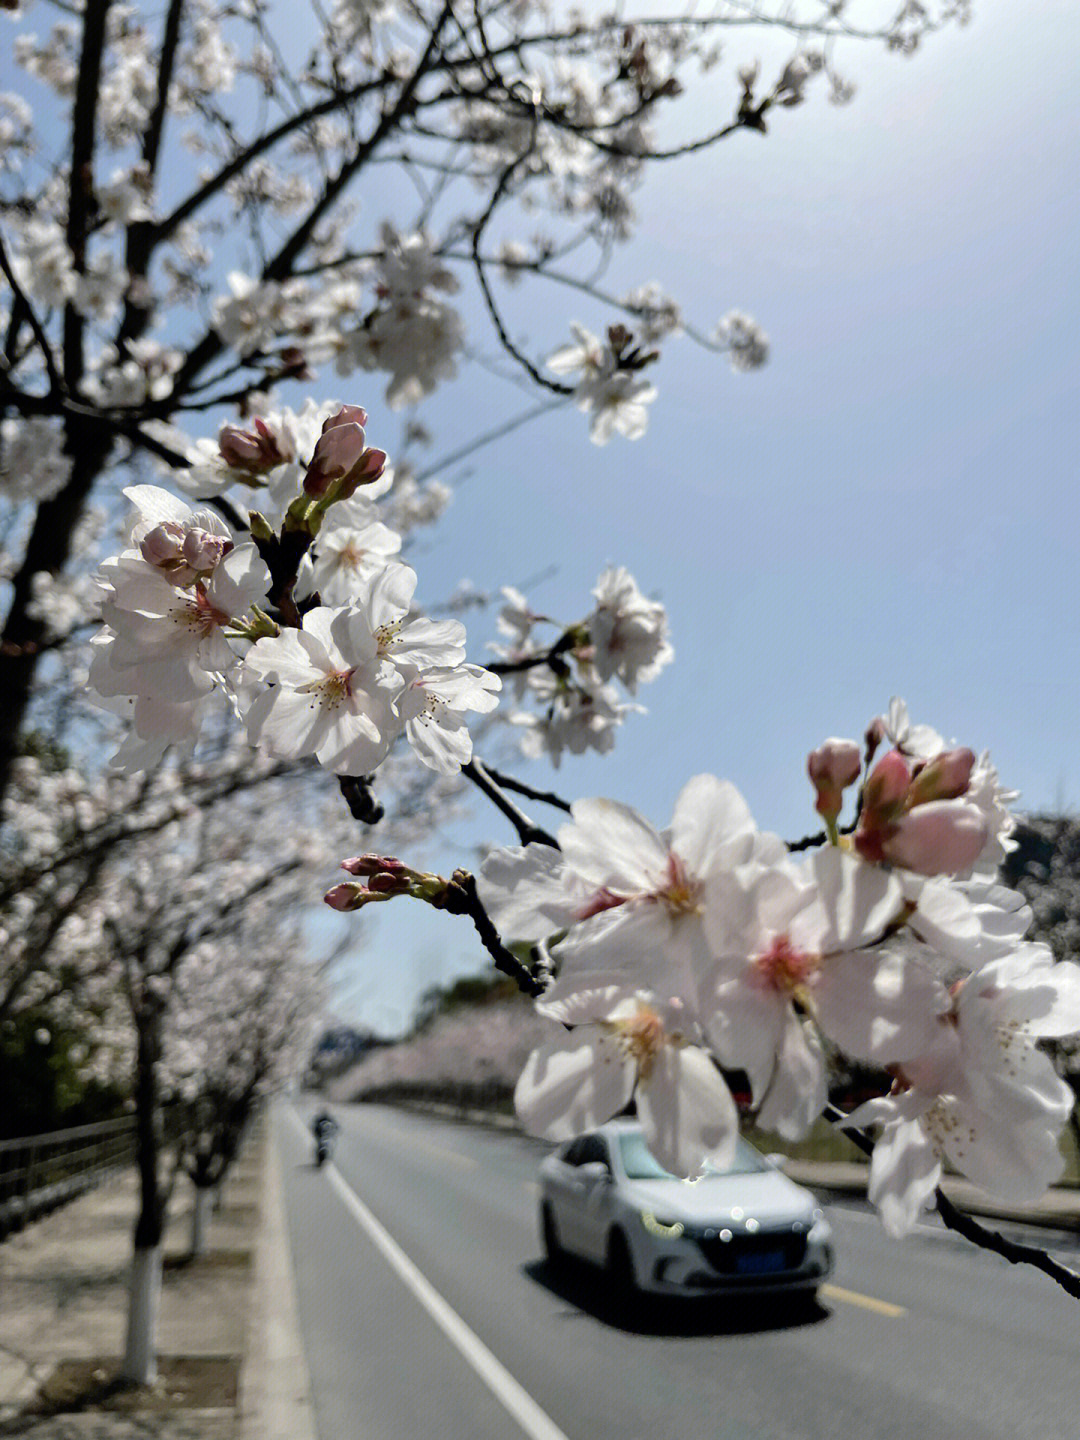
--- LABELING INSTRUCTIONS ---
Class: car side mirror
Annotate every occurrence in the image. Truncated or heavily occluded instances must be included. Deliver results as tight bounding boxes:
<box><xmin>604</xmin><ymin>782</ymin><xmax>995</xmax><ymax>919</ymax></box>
<box><xmin>579</xmin><ymin>1161</ymin><xmax>611</xmax><ymax>1183</ymax></box>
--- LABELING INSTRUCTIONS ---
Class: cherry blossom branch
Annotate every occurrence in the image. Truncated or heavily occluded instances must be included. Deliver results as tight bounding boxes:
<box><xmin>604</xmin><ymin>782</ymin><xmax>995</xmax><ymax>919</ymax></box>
<box><xmin>486</xmin><ymin>632</ymin><xmax>575</xmax><ymax>676</ymax></box>
<box><xmin>116</xmin><ymin>0</ymin><xmax>188</xmax><ymax>350</ymax></box>
<box><xmin>462</xmin><ymin>758</ymin><xmax>560</xmax><ymax>848</ymax></box>
<box><xmin>434</xmin><ymin>868</ymin><xmax>545</xmax><ymax>996</ymax></box>
<box><xmin>413</xmin><ymin>397</ymin><xmax>568</xmax><ymax>484</ymax></box>
<box><xmin>470</xmin><ymin>142</ymin><xmax>576</xmax><ymax>397</ymax></box>
<box><xmin>480</xmin><ymin>765</ymin><xmax>573</xmax><ymax>815</ymax></box>
<box><xmin>62</xmin><ymin>0</ymin><xmax>112</xmax><ymax>391</ymax></box>
<box><xmin>0</xmin><ymin>233</ymin><xmax>64</xmax><ymax>398</ymax></box>
<box><xmin>823</xmin><ymin>1103</ymin><xmax>1080</xmax><ymax>1301</ymax></box>
<box><xmin>170</xmin><ymin>4</ymin><xmax>458</xmax><ymax>404</ymax></box>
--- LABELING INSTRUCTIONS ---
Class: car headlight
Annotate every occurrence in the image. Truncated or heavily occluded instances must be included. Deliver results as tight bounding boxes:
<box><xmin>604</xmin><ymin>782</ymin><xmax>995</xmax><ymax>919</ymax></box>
<box><xmin>808</xmin><ymin>1207</ymin><xmax>832</xmax><ymax>1244</ymax></box>
<box><xmin>640</xmin><ymin>1211</ymin><xmax>685</xmax><ymax>1239</ymax></box>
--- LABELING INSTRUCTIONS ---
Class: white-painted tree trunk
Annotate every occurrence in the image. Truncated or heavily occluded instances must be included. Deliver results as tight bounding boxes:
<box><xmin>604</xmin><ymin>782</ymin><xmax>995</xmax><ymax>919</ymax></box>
<box><xmin>122</xmin><ymin>1245</ymin><xmax>163</xmax><ymax>1386</ymax></box>
<box><xmin>212</xmin><ymin>1180</ymin><xmax>224</xmax><ymax>1214</ymax></box>
<box><xmin>190</xmin><ymin>1186</ymin><xmax>212</xmax><ymax>1258</ymax></box>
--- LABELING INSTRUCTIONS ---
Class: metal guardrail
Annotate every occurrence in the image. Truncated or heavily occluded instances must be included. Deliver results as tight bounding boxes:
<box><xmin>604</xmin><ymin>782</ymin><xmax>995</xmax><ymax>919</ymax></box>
<box><xmin>0</xmin><ymin>1116</ymin><xmax>136</xmax><ymax>1237</ymax></box>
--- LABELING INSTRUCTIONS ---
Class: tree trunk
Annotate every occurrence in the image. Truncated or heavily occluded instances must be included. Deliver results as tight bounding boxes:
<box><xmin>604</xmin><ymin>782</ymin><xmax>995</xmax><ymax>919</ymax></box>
<box><xmin>124</xmin><ymin>1245</ymin><xmax>163</xmax><ymax>1387</ymax></box>
<box><xmin>0</xmin><ymin>431</ymin><xmax>111</xmax><ymax>805</ymax></box>
<box><xmin>122</xmin><ymin>1000</ymin><xmax>167</xmax><ymax>1386</ymax></box>
<box><xmin>189</xmin><ymin>1185</ymin><xmax>213</xmax><ymax>1259</ymax></box>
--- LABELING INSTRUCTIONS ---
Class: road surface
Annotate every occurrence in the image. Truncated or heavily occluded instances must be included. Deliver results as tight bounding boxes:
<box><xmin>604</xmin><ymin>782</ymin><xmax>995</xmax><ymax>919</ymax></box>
<box><xmin>275</xmin><ymin>1102</ymin><xmax>1080</xmax><ymax>1440</ymax></box>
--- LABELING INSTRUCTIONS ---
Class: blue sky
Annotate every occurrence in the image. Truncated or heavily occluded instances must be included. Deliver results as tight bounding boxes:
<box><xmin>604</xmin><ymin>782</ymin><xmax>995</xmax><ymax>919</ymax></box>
<box><xmin>326</xmin><ymin>0</ymin><xmax>1080</xmax><ymax>1032</ymax></box>
<box><xmin>7</xmin><ymin>1</ymin><xmax>1076</xmax><ymax>1031</ymax></box>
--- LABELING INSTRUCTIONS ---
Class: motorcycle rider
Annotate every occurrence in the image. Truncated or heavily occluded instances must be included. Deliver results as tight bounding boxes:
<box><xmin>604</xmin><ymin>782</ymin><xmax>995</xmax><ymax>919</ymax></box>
<box><xmin>312</xmin><ymin>1108</ymin><xmax>339</xmax><ymax>1165</ymax></box>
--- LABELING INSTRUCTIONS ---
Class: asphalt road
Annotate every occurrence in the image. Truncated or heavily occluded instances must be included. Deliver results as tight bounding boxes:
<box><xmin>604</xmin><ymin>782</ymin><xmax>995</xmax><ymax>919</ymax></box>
<box><xmin>275</xmin><ymin>1102</ymin><xmax>1080</xmax><ymax>1440</ymax></box>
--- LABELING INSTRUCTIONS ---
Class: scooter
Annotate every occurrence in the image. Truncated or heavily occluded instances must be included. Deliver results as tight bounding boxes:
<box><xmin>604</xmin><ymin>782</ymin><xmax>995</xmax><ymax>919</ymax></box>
<box><xmin>315</xmin><ymin>1134</ymin><xmax>335</xmax><ymax>1167</ymax></box>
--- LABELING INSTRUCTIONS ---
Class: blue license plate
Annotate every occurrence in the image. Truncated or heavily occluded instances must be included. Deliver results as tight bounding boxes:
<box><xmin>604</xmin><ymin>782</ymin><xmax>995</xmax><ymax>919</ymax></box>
<box><xmin>735</xmin><ymin>1249</ymin><xmax>786</xmax><ymax>1275</ymax></box>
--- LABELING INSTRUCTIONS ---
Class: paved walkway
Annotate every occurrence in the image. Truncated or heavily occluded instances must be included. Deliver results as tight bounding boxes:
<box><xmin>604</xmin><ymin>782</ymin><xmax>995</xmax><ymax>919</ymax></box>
<box><xmin>0</xmin><ymin>1143</ymin><xmax>261</xmax><ymax>1439</ymax></box>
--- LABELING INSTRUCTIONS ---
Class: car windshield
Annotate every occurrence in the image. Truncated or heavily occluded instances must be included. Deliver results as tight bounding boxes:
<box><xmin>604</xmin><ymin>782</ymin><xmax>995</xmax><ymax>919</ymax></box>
<box><xmin>618</xmin><ymin>1133</ymin><xmax>771</xmax><ymax>1180</ymax></box>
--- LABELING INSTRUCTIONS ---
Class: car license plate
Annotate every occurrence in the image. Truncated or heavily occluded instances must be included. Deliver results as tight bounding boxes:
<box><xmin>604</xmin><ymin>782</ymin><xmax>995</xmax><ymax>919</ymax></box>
<box><xmin>735</xmin><ymin>1248</ymin><xmax>786</xmax><ymax>1274</ymax></box>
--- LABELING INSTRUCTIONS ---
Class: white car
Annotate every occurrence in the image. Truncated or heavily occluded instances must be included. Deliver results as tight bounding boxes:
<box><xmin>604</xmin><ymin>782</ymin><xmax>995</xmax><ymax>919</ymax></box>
<box><xmin>538</xmin><ymin>1118</ymin><xmax>834</xmax><ymax>1299</ymax></box>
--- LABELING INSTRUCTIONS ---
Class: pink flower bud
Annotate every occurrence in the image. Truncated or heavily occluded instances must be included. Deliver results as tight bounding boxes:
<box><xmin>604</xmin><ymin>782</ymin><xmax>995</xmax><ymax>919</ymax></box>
<box><xmin>368</xmin><ymin>872</ymin><xmax>410</xmax><ymax>895</ymax></box>
<box><xmin>324</xmin><ymin>882</ymin><xmax>366</xmax><ymax>911</ymax></box>
<box><xmin>880</xmin><ymin>800</ymin><xmax>988</xmax><ymax>877</ymax></box>
<box><xmin>322</xmin><ymin>405</ymin><xmax>368</xmax><ymax>433</ymax></box>
<box><xmin>862</xmin><ymin>750</ymin><xmax>911</xmax><ymax>822</ymax></box>
<box><xmin>340</xmin><ymin>853</ymin><xmax>404</xmax><ymax>876</ymax></box>
<box><xmin>864</xmin><ymin>715</ymin><xmax>887</xmax><ymax>764</ymax></box>
<box><xmin>304</xmin><ymin>408</ymin><xmax>387</xmax><ymax>498</ymax></box>
<box><xmin>218</xmin><ymin>418</ymin><xmax>289</xmax><ymax>474</ymax></box>
<box><xmin>140</xmin><ymin>521</ymin><xmax>187</xmax><ymax>569</ymax></box>
<box><xmin>907</xmin><ymin>748</ymin><xmax>976</xmax><ymax>807</ymax></box>
<box><xmin>303</xmin><ymin>422</ymin><xmax>367</xmax><ymax>497</ymax></box>
<box><xmin>807</xmin><ymin>737</ymin><xmax>861</xmax><ymax>821</ymax></box>
<box><xmin>181</xmin><ymin>528</ymin><xmax>231</xmax><ymax>572</ymax></box>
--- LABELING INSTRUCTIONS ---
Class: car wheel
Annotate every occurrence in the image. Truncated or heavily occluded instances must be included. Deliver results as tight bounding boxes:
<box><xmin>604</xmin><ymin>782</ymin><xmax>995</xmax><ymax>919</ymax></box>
<box><xmin>606</xmin><ymin>1229</ymin><xmax>637</xmax><ymax>1297</ymax></box>
<box><xmin>540</xmin><ymin>1203</ymin><xmax>565</xmax><ymax>1268</ymax></box>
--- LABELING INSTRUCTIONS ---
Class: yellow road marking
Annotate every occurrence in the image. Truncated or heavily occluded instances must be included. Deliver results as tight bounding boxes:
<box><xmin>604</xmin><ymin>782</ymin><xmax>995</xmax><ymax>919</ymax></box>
<box><xmin>820</xmin><ymin>1283</ymin><xmax>906</xmax><ymax>1317</ymax></box>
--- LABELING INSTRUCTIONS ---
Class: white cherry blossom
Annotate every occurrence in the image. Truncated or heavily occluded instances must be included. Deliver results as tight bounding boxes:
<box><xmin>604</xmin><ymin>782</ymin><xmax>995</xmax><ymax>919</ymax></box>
<box><xmin>294</xmin><ymin>508</ymin><xmax>403</xmax><ymax>605</ymax></box>
<box><xmin>516</xmin><ymin>982</ymin><xmax>739</xmax><ymax>1180</ymax></box>
<box><xmin>701</xmin><ymin>849</ymin><xmax>940</xmax><ymax>1140</ymax></box>
<box><xmin>844</xmin><ymin>943</ymin><xmax>1080</xmax><ymax>1235</ymax></box>
<box><xmin>393</xmin><ymin>663</ymin><xmax>501</xmax><ymax>774</ymax></box>
<box><xmin>588</xmin><ymin>566</ymin><xmax>673</xmax><ymax>692</ymax></box>
<box><xmin>241</xmin><ymin>606</ymin><xmax>400</xmax><ymax>774</ymax></box>
<box><xmin>480</xmin><ymin>775</ymin><xmax>784</xmax><ymax>1003</ymax></box>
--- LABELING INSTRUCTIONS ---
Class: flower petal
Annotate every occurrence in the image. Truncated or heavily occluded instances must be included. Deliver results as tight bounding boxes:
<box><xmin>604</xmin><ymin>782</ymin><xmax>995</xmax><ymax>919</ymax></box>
<box><xmin>637</xmin><ymin>1044</ymin><xmax>738</xmax><ymax>1179</ymax></box>
<box><xmin>514</xmin><ymin>1031</ymin><xmax>633</xmax><ymax>1139</ymax></box>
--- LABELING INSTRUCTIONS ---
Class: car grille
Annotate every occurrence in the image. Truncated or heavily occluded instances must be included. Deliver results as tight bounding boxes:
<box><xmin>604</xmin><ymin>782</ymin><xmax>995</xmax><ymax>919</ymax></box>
<box><xmin>694</xmin><ymin>1228</ymin><xmax>808</xmax><ymax>1275</ymax></box>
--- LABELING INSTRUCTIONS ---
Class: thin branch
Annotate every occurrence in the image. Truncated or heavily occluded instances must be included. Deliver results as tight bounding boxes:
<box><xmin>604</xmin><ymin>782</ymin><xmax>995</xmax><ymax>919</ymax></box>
<box><xmin>413</xmin><ymin>397</ymin><xmax>567</xmax><ymax>483</ymax></box>
<box><xmin>823</xmin><ymin>1103</ymin><xmax>1080</xmax><ymax>1301</ymax></box>
<box><xmin>462</xmin><ymin>757</ymin><xmax>559</xmax><ymax>848</ymax></box>
<box><xmin>0</xmin><ymin>233</ymin><xmax>64</xmax><ymax>396</ymax></box>
<box><xmin>439</xmin><ymin>869</ymin><xmax>545</xmax><ymax>996</ymax></box>
<box><xmin>62</xmin><ymin>0</ymin><xmax>113</xmax><ymax>391</ymax></box>
<box><xmin>480</xmin><ymin>765</ymin><xmax>573</xmax><ymax>814</ymax></box>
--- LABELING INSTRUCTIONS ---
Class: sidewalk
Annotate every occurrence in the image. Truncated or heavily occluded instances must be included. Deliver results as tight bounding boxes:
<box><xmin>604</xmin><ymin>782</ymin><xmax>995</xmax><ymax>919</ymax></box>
<box><xmin>0</xmin><ymin>1137</ymin><xmax>264</xmax><ymax>1439</ymax></box>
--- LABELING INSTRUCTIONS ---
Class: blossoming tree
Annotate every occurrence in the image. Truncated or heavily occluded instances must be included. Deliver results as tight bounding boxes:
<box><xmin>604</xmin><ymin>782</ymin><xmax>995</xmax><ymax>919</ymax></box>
<box><xmin>11</xmin><ymin>0</ymin><xmax>1080</xmax><ymax>1392</ymax></box>
<box><xmin>0</xmin><ymin>0</ymin><xmax>968</xmax><ymax>799</ymax></box>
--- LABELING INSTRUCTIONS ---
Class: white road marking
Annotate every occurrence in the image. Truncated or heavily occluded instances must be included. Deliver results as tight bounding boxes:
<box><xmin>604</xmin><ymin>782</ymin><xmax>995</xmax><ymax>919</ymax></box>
<box><xmin>291</xmin><ymin>1115</ymin><xmax>570</xmax><ymax>1440</ymax></box>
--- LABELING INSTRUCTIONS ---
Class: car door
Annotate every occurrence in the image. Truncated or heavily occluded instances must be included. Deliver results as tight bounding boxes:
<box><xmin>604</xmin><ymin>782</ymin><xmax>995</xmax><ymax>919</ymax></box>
<box><xmin>547</xmin><ymin>1138</ymin><xmax>588</xmax><ymax>1254</ymax></box>
<box><xmin>574</xmin><ymin>1134</ymin><xmax>618</xmax><ymax>1262</ymax></box>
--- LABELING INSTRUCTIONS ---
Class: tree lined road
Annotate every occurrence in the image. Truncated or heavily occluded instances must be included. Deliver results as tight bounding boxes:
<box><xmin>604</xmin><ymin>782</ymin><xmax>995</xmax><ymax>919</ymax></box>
<box><xmin>275</xmin><ymin>1103</ymin><xmax>1080</xmax><ymax>1440</ymax></box>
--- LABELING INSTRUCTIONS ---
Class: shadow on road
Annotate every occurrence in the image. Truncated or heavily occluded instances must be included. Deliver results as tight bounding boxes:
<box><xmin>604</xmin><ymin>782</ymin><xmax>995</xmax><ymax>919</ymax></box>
<box><xmin>523</xmin><ymin>1258</ymin><xmax>831</xmax><ymax>1337</ymax></box>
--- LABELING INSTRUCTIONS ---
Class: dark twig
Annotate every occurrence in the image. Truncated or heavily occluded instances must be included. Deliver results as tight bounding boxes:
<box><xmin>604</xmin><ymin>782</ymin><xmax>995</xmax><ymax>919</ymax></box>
<box><xmin>437</xmin><ymin>869</ymin><xmax>544</xmax><ymax>996</ymax></box>
<box><xmin>481</xmin><ymin>765</ymin><xmax>573</xmax><ymax>815</ymax></box>
<box><xmin>462</xmin><ymin>757</ymin><xmax>559</xmax><ymax>848</ymax></box>
<box><xmin>823</xmin><ymin>1103</ymin><xmax>1080</xmax><ymax>1301</ymax></box>
<box><xmin>338</xmin><ymin>774</ymin><xmax>385</xmax><ymax>826</ymax></box>
<box><xmin>0</xmin><ymin>234</ymin><xmax>64</xmax><ymax>395</ymax></box>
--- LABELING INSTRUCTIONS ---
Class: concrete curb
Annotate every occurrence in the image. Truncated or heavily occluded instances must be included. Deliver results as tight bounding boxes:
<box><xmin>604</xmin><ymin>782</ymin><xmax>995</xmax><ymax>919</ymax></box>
<box><xmin>782</xmin><ymin>1159</ymin><xmax>1080</xmax><ymax>1234</ymax></box>
<box><xmin>238</xmin><ymin>1119</ymin><xmax>317</xmax><ymax>1440</ymax></box>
